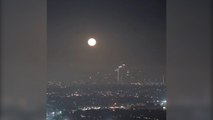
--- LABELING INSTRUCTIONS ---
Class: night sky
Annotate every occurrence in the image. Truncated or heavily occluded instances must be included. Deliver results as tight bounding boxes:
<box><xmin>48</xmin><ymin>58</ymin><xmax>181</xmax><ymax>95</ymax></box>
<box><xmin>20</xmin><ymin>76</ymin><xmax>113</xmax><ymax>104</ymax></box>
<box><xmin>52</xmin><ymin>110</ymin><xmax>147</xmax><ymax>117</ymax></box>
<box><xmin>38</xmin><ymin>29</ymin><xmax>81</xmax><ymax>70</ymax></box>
<box><xmin>47</xmin><ymin>0</ymin><xmax>166</xmax><ymax>83</ymax></box>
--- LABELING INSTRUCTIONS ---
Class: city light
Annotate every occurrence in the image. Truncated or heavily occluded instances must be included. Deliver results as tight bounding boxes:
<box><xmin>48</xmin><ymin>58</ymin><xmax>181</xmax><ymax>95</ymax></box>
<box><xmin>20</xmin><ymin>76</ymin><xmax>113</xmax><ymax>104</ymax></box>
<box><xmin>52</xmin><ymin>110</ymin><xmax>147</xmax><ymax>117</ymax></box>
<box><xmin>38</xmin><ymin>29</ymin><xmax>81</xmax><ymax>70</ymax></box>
<box><xmin>160</xmin><ymin>100</ymin><xmax>167</xmax><ymax>106</ymax></box>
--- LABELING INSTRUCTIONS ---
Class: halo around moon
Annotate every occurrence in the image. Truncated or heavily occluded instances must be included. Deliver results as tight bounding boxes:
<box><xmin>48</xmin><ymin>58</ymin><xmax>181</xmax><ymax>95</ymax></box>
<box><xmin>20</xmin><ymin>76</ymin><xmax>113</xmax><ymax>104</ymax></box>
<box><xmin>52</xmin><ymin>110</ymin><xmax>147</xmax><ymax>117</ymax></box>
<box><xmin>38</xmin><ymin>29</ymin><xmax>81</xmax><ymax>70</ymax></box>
<box><xmin>88</xmin><ymin>38</ymin><xmax>96</xmax><ymax>46</ymax></box>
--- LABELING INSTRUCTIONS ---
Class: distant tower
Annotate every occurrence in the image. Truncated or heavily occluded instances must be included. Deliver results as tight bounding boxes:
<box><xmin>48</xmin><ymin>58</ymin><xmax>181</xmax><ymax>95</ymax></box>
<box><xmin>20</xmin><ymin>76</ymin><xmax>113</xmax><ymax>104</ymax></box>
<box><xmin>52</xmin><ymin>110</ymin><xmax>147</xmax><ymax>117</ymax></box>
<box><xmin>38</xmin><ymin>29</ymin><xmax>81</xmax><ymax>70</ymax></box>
<box><xmin>115</xmin><ymin>68</ymin><xmax>120</xmax><ymax>82</ymax></box>
<box><xmin>115</xmin><ymin>64</ymin><xmax>126</xmax><ymax>83</ymax></box>
<box><xmin>162</xmin><ymin>74</ymin><xmax>165</xmax><ymax>84</ymax></box>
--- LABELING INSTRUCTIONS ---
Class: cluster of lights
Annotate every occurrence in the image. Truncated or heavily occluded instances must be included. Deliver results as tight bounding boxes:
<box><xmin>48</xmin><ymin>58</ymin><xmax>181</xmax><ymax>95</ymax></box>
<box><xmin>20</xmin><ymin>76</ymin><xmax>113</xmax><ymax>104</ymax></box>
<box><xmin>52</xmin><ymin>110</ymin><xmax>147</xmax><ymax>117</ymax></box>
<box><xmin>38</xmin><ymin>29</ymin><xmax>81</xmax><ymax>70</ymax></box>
<box><xmin>50</xmin><ymin>110</ymin><xmax>62</xmax><ymax>116</ymax></box>
<box><xmin>81</xmin><ymin>106</ymin><xmax>101</xmax><ymax>111</ymax></box>
<box><xmin>109</xmin><ymin>105</ymin><xmax>125</xmax><ymax>110</ymax></box>
<box><xmin>47</xmin><ymin>110</ymin><xmax>63</xmax><ymax>120</ymax></box>
<box><xmin>79</xmin><ymin>105</ymin><xmax>128</xmax><ymax>112</ymax></box>
<box><xmin>115</xmin><ymin>64</ymin><xmax>126</xmax><ymax>72</ymax></box>
<box><xmin>160</xmin><ymin>100</ymin><xmax>167</xmax><ymax>110</ymax></box>
<box><xmin>160</xmin><ymin>100</ymin><xmax>167</xmax><ymax>106</ymax></box>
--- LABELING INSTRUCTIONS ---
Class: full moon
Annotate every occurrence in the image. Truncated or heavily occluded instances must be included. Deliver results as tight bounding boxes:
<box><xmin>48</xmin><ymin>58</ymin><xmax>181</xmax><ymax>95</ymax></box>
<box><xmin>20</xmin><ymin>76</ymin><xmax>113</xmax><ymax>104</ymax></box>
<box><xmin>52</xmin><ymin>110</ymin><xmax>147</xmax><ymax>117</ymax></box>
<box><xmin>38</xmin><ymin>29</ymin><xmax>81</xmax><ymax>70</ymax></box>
<box><xmin>88</xmin><ymin>38</ymin><xmax>96</xmax><ymax>46</ymax></box>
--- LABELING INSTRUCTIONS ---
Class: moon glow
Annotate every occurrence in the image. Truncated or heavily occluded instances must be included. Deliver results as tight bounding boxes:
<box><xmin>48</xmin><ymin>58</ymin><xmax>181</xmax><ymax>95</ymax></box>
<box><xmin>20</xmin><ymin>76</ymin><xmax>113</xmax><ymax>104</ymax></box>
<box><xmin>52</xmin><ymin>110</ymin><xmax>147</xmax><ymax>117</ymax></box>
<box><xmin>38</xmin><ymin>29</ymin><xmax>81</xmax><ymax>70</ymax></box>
<box><xmin>88</xmin><ymin>38</ymin><xmax>96</xmax><ymax>46</ymax></box>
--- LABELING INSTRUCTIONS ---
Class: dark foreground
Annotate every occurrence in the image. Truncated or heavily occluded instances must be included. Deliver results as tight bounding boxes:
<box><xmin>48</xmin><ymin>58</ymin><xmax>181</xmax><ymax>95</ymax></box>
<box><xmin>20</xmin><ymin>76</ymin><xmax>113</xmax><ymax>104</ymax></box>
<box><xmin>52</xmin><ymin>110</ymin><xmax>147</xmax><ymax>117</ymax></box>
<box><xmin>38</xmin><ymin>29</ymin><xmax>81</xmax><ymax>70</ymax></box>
<box><xmin>49</xmin><ymin>109</ymin><xmax>166</xmax><ymax>120</ymax></box>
